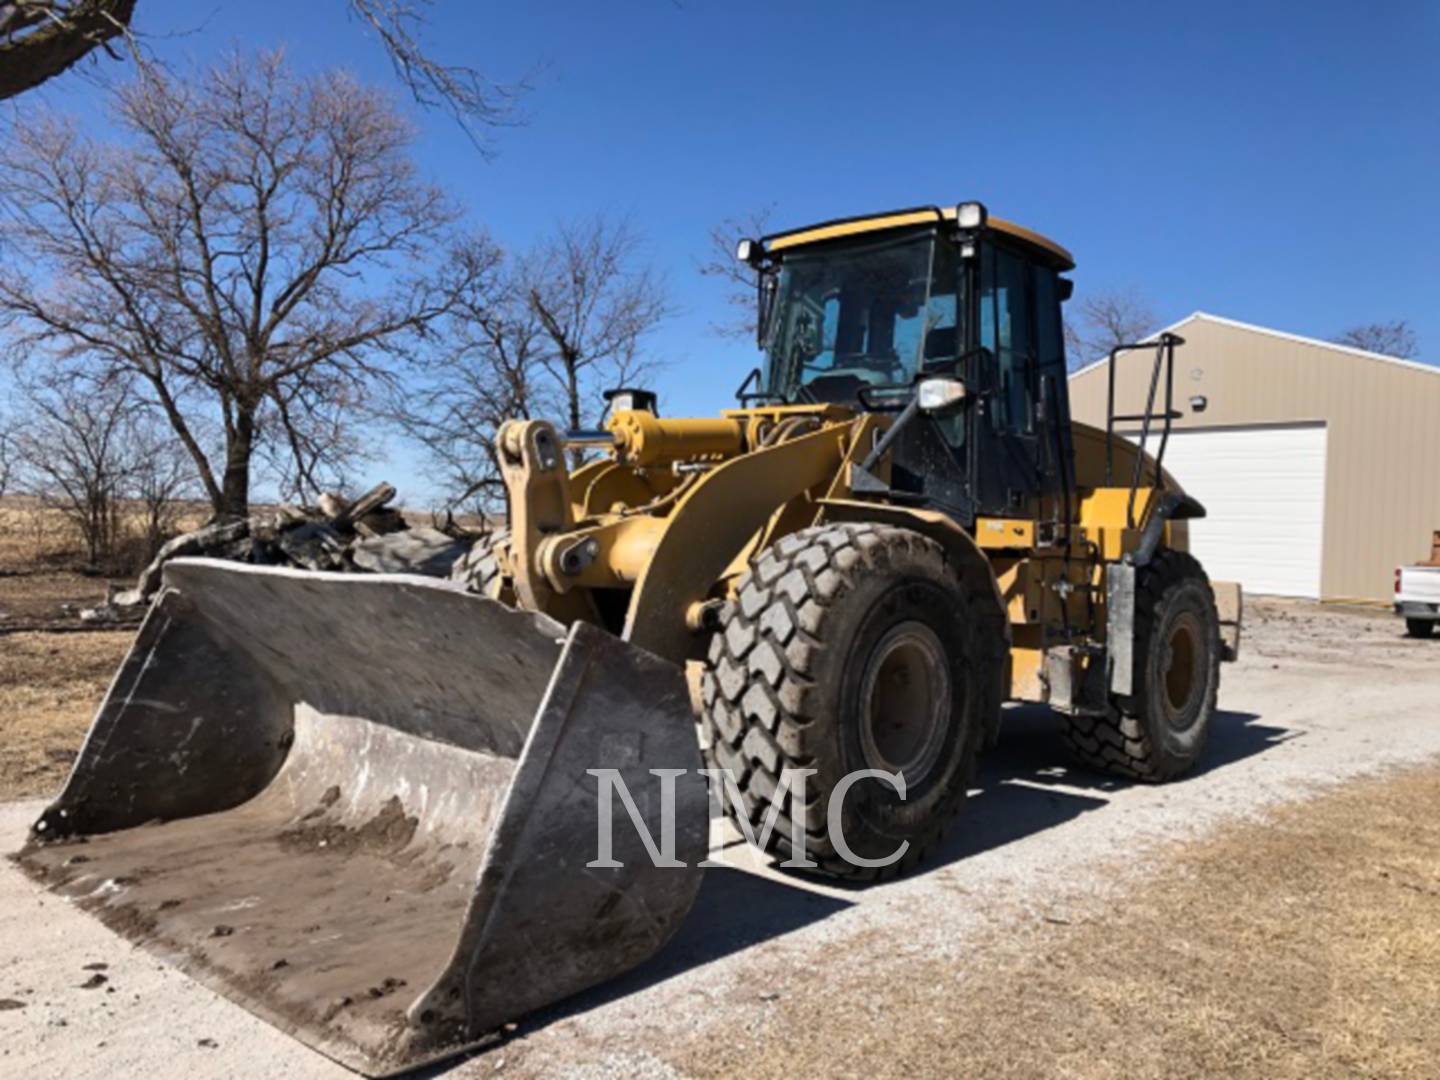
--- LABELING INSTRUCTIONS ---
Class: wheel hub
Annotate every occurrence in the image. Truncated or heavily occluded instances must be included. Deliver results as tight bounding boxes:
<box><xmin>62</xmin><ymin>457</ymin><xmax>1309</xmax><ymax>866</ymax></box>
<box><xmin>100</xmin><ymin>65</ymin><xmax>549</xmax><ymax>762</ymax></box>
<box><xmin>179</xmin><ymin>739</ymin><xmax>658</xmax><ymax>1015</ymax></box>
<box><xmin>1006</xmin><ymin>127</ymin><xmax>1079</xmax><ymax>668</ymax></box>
<box><xmin>859</xmin><ymin>620</ymin><xmax>951</xmax><ymax>786</ymax></box>
<box><xmin>1161</xmin><ymin>611</ymin><xmax>1203</xmax><ymax>725</ymax></box>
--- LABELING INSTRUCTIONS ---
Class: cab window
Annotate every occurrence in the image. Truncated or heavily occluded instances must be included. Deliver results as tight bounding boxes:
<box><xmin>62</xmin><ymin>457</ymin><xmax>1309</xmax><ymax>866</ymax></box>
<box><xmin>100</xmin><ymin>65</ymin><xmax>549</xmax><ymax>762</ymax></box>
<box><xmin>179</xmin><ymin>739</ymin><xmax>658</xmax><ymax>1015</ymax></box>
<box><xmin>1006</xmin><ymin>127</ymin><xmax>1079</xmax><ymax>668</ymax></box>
<box><xmin>1032</xmin><ymin>265</ymin><xmax>1065</xmax><ymax>378</ymax></box>
<box><xmin>765</xmin><ymin>232</ymin><xmax>942</xmax><ymax>404</ymax></box>
<box><xmin>979</xmin><ymin>245</ymin><xmax>1035</xmax><ymax>434</ymax></box>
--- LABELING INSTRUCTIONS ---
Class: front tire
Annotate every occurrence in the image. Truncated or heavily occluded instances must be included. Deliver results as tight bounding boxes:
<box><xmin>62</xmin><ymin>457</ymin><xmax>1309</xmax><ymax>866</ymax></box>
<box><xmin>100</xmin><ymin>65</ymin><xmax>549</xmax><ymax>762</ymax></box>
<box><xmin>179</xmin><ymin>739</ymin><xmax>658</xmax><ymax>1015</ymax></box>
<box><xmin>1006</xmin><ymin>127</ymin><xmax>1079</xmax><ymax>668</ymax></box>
<box><xmin>1063</xmin><ymin>549</ymin><xmax>1222</xmax><ymax>781</ymax></box>
<box><xmin>450</xmin><ymin>529</ymin><xmax>514</xmax><ymax>603</ymax></box>
<box><xmin>701</xmin><ymin>522</ymin><xmax>995</xmax><ymax>880</ymax></box>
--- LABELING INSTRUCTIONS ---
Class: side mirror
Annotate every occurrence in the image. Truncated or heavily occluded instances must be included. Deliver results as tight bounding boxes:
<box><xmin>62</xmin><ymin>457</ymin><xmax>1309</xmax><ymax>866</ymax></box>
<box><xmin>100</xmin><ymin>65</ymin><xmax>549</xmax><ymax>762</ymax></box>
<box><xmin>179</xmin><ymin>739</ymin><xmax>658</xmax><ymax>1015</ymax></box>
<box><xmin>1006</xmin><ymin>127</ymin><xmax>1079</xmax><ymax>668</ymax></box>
<box><xmin>917</xmin><ymin>376</ymin><xmax>968</xmax><ymax>415</ymax></box>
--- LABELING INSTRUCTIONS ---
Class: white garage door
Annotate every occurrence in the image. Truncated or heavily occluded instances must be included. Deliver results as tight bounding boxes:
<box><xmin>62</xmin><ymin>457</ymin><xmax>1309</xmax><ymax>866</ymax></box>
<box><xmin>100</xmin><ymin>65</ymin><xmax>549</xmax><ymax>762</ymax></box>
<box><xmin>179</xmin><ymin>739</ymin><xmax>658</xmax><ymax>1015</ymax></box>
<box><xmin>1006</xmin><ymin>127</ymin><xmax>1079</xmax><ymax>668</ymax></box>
<box><xmin>1148</xmin><ymin>424</ymin><xmax>1328</xmax><ymax>599</ymax></box>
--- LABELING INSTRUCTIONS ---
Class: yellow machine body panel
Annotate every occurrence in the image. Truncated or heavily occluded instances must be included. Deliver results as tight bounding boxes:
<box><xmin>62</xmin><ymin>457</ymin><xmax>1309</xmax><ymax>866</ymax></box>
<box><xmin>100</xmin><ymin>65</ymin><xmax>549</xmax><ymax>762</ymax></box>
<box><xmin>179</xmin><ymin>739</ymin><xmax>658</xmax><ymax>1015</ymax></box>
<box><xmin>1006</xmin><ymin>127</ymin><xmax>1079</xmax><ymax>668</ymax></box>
<box><xmin>765</xmin><ymin>206</ymin><xmax>1075</xmax><ymax>269</ymax></box>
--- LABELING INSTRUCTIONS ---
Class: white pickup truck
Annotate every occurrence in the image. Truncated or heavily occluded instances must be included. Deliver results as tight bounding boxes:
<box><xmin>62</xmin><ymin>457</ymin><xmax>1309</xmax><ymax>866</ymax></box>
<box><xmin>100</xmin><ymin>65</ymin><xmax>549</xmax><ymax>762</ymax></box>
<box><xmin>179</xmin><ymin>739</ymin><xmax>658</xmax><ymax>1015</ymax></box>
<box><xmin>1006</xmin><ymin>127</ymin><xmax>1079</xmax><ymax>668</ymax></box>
<box><xmin>1396</xmin><ymin>531</ymin><xmax>1440</xmax><ymax>639</ymax></box>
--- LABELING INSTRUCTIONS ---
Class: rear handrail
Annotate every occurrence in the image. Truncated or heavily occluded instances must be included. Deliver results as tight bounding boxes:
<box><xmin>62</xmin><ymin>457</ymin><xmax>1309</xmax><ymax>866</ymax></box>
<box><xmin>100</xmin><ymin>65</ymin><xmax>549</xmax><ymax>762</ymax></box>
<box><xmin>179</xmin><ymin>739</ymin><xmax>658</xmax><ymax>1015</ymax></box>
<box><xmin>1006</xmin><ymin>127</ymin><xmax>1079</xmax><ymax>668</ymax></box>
<box><xmin>1105</xmin><ymin>332</ymin><xmax>1185</xmax><ymax>529</ymax></box>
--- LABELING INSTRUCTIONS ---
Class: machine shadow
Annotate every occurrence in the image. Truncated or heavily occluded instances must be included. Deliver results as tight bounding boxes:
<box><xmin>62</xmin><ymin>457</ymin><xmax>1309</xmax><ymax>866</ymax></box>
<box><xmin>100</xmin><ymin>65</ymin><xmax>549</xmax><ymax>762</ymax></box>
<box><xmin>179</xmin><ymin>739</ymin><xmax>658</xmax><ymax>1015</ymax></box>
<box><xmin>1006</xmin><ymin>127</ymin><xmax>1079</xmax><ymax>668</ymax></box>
<box><xmin>766</xmin><ymin>702</ymin><xmax>1293</xmax><ymax>887</ymax></box>
<box><xmin>923</xmin><ymin>703</ymin><xmax>1292</xmax><ymax>873</ymax></box>
<box><xmin>432</xmin><ymin>705</ymin><xmax>1293</xmax><ymax>1068</ymax></box>
<box><xmin>487</xmin><ymin>863</ymin><xmax>853</xmax><ymax>1045</ymax></box>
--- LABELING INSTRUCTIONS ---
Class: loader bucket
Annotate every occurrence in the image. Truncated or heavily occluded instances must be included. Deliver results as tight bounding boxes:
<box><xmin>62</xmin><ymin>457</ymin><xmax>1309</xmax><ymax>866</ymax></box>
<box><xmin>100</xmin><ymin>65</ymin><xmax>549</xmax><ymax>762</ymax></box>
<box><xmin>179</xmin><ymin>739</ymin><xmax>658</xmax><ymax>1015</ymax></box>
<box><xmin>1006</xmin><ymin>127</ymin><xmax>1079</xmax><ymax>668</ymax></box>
<box><xmin>14</xmin><ymin>559</ymin><xmax>707</xmax><ymax>1076</ymax></box>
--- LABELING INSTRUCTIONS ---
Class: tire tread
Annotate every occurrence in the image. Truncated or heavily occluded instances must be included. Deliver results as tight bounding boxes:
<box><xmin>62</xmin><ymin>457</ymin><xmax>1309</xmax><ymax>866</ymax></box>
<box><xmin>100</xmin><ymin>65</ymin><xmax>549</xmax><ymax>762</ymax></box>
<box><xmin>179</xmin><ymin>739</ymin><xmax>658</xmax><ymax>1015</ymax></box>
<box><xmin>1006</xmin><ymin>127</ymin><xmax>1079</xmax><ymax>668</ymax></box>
<box><xmin>701</xmin><ymin>521</ymin><xmax>989</xmax><ymax>880</ymax></box>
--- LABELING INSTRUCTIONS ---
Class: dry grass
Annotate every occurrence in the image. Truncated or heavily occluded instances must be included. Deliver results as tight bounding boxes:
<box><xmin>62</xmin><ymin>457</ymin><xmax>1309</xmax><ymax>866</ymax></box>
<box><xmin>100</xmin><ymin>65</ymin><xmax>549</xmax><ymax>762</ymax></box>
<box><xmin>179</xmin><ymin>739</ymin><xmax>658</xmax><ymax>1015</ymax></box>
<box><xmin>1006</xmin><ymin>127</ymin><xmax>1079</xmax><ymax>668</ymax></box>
<box><xmin>0</xmin><ymin>499</ymin><xmax>74</xmax><ymax>570</ymax></box>
<box><xmin>0</xmin><ymin>497</ymin><xmax>204</xmax><ymax>632</ymax></box>
<box><xmin>0</xmin><ymin>630</ymin><xmax>134</xmax><ymax>800</ymax></box>
<box><xmin>0</xmin><ymin>497</ymin><xmax>210</xmax><ymax>578</ymax></box>
<box><xmin>665</xmin><ymin>765</ymin><xmax>1440</xmax><ymax>1079</ymax></box>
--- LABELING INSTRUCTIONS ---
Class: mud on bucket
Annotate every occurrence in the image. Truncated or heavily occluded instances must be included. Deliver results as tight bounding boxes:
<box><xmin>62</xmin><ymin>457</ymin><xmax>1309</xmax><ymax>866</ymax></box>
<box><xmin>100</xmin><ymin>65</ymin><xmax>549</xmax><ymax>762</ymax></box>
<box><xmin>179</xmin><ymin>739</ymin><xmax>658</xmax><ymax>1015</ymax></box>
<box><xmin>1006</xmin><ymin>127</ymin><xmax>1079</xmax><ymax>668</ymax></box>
<box><xmin>14</xmin><ymin>559</ymin><xmax>707</xmax><ymax>1075</ymax></box>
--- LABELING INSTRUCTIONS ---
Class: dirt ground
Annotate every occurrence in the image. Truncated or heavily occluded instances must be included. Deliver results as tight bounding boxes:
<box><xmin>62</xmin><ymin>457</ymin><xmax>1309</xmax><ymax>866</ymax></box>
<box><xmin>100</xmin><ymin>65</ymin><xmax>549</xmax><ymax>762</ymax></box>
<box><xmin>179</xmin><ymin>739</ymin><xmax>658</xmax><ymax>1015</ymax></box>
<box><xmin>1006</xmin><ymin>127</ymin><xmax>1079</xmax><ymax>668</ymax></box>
<box><xmin>1</xmin><ymin>589</ymin><xmax>1438</xmax><ymax>1078</ymax></box>
<box><xmin>0</xmin><ymin>569</ymin><xmax>114</xmax><ymax>629</ymax></box>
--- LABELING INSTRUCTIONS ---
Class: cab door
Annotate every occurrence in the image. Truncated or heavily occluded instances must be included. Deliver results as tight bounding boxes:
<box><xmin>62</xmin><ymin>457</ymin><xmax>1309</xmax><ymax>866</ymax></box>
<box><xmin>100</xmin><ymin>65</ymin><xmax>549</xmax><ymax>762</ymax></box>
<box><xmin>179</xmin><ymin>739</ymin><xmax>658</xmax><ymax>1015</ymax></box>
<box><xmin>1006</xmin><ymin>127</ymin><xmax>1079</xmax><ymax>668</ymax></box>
<box><xmin>962</xmin><ymin>240</ymin><xmax>1074</xmax><ymax>523</ymax></box>
<box><xmin>970</xmin><ymin>241</ymin><xmax>1044</xmax><ymax>517</ymax></box>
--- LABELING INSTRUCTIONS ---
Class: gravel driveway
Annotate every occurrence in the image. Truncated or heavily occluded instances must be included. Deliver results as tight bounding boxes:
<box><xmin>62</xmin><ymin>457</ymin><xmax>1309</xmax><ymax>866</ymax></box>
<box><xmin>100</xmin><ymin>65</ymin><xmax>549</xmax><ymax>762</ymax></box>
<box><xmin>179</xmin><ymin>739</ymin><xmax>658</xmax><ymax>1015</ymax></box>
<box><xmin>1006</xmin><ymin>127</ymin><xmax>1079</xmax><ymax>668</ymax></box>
<box><xmin>3</xmin><ymin>598</ymin><xmax>1437</xmax><ymax>1078</ymax></box>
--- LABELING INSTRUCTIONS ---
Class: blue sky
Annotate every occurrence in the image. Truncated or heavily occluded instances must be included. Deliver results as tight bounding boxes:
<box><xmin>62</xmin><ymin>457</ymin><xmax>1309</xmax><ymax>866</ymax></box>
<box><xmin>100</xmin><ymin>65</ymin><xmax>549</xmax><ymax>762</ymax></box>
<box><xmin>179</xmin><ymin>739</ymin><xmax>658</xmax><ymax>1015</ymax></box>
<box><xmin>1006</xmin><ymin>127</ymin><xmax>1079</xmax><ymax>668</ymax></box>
<box><xmin>15</xmin><ymin>0</ymin><xmax>1439</xmax><ymax>502</ymax></box>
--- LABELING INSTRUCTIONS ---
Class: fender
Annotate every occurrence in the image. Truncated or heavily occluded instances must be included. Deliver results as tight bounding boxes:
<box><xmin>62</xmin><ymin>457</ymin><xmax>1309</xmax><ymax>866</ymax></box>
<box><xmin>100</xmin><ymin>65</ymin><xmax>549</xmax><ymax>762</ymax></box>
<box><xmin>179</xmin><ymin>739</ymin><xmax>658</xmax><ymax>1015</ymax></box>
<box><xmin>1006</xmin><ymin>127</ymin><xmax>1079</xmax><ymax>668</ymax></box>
<box><xmin>622</xmin><ymin>423</ymin><xmax>851</xmax><ymax>662</ymax></box>
<box><xmin>1112</xmin><ymin>490</ymin><xmax>1211</xmax><ymax>695</ymax></box>
<box><xmin>1132</xmin><ymin>491</ymin><xmax>1206</xmax><ymax>569</ymax></box>
<box><xmin>815</xmin><ymin>497</ymin><xmax>1010</xmax><ymax>642</ymax></box>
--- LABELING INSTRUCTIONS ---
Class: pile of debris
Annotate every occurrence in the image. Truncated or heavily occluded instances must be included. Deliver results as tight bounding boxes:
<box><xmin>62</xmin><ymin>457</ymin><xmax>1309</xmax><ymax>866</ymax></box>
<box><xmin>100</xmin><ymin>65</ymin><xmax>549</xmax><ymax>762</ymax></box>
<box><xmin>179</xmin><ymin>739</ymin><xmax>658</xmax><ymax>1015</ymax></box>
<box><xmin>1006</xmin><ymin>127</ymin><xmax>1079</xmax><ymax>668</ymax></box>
<box><xmin>87</xmin><ymin>483</ymin><xmax>476</xmax><ymax>621</ymax></box>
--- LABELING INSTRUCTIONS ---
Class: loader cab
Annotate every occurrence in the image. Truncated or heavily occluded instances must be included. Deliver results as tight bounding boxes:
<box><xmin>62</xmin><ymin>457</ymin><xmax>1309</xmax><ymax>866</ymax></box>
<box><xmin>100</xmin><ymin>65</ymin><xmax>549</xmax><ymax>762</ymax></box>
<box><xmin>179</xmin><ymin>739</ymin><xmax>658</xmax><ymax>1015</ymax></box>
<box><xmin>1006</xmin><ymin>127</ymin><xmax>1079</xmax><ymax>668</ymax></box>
<box><xmin>755</xmin><ymin>203</ymin><xmax>1076</xmax><ymax>526</ymax></box>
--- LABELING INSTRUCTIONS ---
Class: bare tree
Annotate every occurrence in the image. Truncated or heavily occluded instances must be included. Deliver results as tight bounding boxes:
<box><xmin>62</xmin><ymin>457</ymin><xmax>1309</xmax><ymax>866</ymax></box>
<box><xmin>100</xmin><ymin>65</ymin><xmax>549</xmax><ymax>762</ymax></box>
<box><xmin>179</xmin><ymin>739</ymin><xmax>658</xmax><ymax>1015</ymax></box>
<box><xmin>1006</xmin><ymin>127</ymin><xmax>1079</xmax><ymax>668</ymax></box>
<box><xmin>0</xmin><ymin>51</ymin><xmax>490</xmax><ymax>519</ymax></box>
<box><xmin>525</xmin><ymin>217</ymin><xmax>671</xmax><ymax>455</ymax></box>
<box><xmin>394</xmin><ymin>235</ymin><xmax>540</xmax><ymax>510</ymax></box>
<box><xmin>12</xmin><ymin>373</ymin><xmax>133</xmax><ymax>568</ymax></box>
<box><xmin>1</xmin><ymin>1</ymin><xmax>525</xmax><ymax>150</ymax></box>
<box><xmin>348</xmin><ymin>0</ymin><xmax>527</xmax><ymax>152</ymax></box>
<box><xmin>127</xmin><ymin>409</ymin><xmax>198</xmax><ymax>558</ymax></box>
<box><xmin>1333</xmin><ymin>320</ymin><xmax>1419</xmax><ymax>360</ymax></box>
<box><xmin>12</xmin><ymin>372</ymin><xmax>200</xmax><ymax>568</ymax></box>
<box><xmin>1063</xmin><ymin>288</ymin><xmax>1157</xmax><ymax>370</ymax></box>
<box><xmin>698</xmin><ymin>206</ymin><xmax>773</xmax><ymax>339</ymax></box>
<box><xmin>0</xmin><ymin>0</ymin><xmax>137</xmax><ymax>100</ymax></box>
<box><xmin>0</xmin><ymin>413</ymin><xmax>15</xmax><ymax>497</ymax></box>
<box><xmin>402</xmin><ymin>218</ymin><xmax>670</xmax><ymax>508</ymax></box>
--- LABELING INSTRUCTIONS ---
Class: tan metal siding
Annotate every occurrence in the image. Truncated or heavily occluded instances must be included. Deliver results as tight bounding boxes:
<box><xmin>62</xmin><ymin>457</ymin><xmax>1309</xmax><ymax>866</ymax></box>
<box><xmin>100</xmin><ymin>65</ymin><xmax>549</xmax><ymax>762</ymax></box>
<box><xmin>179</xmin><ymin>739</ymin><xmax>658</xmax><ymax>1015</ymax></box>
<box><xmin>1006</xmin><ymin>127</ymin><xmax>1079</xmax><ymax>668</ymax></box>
<box><xmin>1069</xmin><ymin>316</ymin><xmax>1440</xmax><ymax>602</ymax></box>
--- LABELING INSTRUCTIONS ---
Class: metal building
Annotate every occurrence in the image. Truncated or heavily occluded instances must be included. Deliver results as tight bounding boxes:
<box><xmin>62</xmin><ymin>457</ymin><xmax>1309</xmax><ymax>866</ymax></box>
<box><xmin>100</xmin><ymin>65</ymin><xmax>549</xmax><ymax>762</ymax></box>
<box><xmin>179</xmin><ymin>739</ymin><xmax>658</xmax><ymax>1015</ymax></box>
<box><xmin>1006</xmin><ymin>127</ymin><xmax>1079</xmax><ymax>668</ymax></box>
<box><xmin>1068</xmin><ymin>312</ymin><xmax>1440</xmax><ymax>603</ymax></box>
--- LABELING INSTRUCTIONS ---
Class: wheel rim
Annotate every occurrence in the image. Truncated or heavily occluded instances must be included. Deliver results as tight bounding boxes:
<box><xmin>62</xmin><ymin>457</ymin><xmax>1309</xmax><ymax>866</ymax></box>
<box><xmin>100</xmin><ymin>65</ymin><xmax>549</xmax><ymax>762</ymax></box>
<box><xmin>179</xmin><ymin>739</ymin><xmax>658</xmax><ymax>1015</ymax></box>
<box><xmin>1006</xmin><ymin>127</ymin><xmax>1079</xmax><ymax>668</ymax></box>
<box><xmin>859</xmin><ymin>620</ymin><xmax>951</xmax><ymax>785</ymax></box>
<box><xmin>1162</xmin><ymin>611</ymin><xmax>1203</xmax><ymax>726</ymax></box>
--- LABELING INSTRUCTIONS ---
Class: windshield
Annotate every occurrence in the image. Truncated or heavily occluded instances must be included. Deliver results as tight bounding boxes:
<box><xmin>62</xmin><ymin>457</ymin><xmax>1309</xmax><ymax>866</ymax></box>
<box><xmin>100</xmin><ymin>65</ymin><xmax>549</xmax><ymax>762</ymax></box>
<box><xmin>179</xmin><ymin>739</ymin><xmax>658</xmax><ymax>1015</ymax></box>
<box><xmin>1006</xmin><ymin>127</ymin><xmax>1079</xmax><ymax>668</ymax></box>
<box><xmin>763</xmin><ymin>230</ymin><xmax>959</xmax><ymax>404</ymax></box>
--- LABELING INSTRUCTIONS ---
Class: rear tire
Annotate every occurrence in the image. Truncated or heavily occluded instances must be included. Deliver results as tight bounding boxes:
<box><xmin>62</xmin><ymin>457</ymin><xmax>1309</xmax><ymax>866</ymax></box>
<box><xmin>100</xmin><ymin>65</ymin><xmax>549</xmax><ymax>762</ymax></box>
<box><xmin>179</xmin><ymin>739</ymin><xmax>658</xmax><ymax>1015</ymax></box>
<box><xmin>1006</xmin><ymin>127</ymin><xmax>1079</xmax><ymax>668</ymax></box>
<box><xmin>1407</xmin><ymin>618</ymin><xmax>1436</xmax><ymax>639</ymax></box>
<box><xmin>701</xmin><ymin>522</ymin><xmax>995</xmax><ymax>881</ymax></box>
<box><xmin>1063</xmin><ymin>549</ymin><xmax>1221</xmax><ymax>782</ymax></box>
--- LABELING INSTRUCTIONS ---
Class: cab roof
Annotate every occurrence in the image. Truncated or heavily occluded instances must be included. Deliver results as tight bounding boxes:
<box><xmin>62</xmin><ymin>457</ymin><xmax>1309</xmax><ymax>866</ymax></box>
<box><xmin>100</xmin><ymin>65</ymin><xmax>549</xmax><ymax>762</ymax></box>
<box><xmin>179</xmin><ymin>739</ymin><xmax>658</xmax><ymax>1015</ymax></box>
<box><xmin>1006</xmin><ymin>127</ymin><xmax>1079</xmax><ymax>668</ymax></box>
<box><xmin>762</xmin><ymin>205</ymin><xmax>1075</xmax><ymax>271</ymax></box>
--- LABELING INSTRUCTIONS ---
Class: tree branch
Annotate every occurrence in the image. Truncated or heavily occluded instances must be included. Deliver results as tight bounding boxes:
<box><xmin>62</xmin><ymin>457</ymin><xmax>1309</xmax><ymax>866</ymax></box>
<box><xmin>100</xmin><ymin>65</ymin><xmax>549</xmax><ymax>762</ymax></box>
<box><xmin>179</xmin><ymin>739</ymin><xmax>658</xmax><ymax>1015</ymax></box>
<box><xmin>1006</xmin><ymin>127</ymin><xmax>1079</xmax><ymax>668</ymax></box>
<box><xmin>0</xmin><ymin>0</ymin><xmax>137</xmax><ymax>100</ymax></box>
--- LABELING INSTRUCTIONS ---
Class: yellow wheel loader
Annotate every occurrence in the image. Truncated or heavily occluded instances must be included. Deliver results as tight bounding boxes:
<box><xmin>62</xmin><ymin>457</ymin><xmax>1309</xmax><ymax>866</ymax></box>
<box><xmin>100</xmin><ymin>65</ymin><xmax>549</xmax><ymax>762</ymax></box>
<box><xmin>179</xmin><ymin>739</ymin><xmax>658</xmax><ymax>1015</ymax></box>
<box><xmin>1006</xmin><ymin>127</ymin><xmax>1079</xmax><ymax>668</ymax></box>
<box><xmin>16</xmin><ymin>201</ymin><xmax>1241</xmax><ymax>1074</ymax></box>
